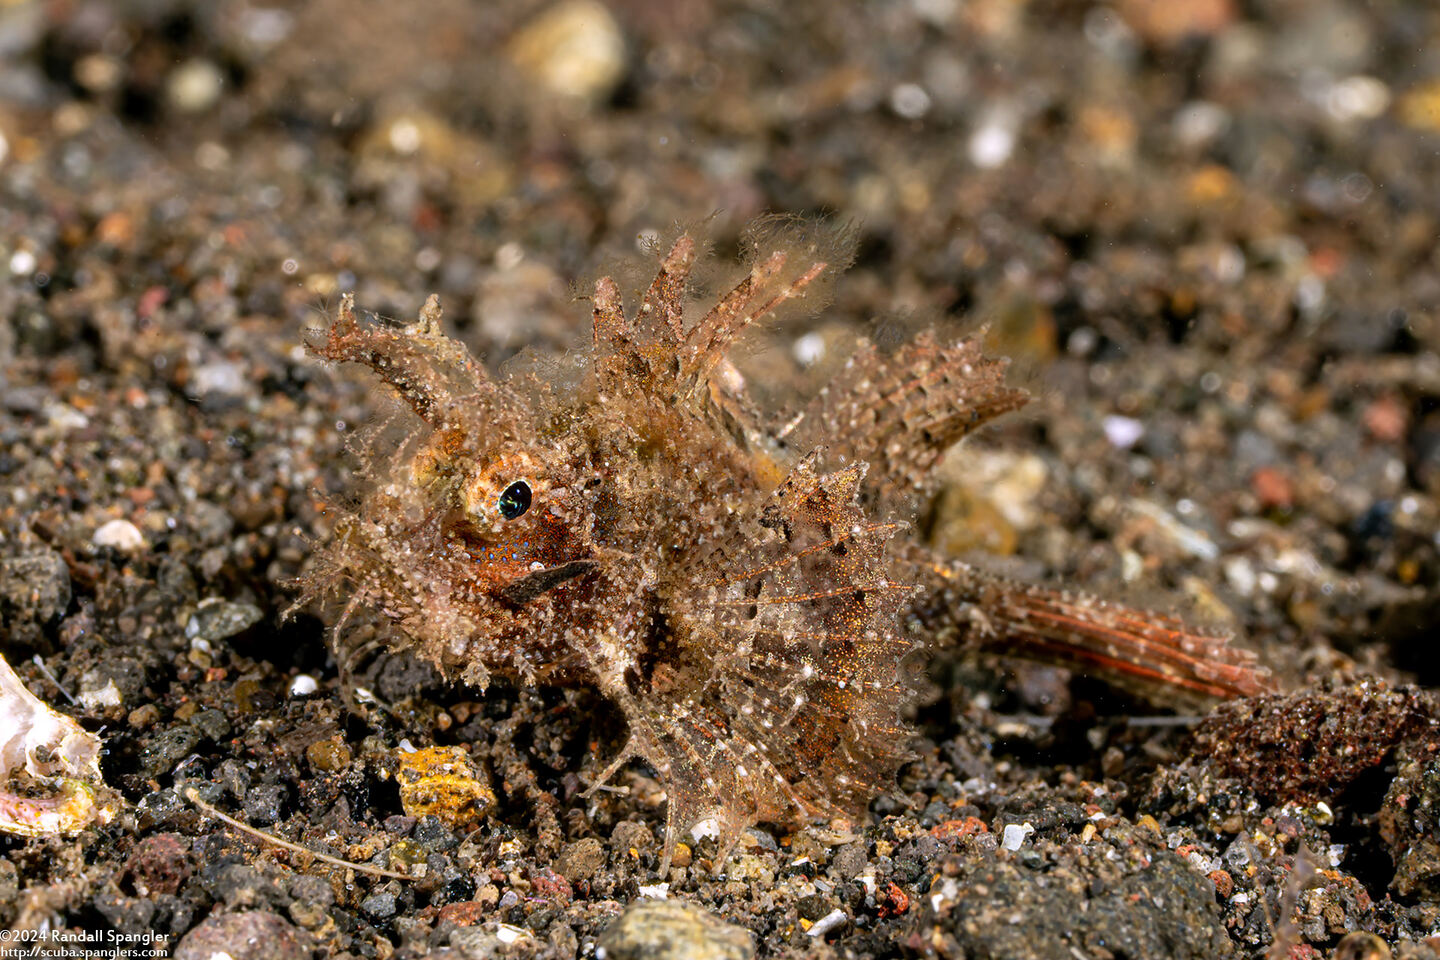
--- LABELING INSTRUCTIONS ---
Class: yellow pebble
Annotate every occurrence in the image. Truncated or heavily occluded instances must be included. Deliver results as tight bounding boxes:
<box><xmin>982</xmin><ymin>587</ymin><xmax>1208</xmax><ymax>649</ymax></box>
<box><xmin>394</xmin><ymin>746</ymin><xmax>496</xmax><ymax>830</ymax></box>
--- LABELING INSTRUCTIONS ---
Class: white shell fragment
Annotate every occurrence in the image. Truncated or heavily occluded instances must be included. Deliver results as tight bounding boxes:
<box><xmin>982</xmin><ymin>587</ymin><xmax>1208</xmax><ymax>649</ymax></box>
<box><xmin>495</xmin><ymin>923</ymin><xmax>529</xmax><ymax>944</ymax></box>
<box><xmin>806</xmin><ymin>909</ymin><xmax>847</xmax><ymax>938</ymax></box>
<box><xmin>1001</xmin><ymin>821</ymin><xmax>1036</xmax><ymax>851</ymax></box>
<box><xmin>0</xmin><ymin>652</ymin><xmax>114</xmax><ymax>837</ymax></box>
<box><xmin>93</xmin><ymin>517</ymin><xmax>146</xmax><ymax>552</ymax></box>
<box><xmin>289</xmin><ymin>674</ymin><xmax>319</xmax><ymax>697</ymax></box>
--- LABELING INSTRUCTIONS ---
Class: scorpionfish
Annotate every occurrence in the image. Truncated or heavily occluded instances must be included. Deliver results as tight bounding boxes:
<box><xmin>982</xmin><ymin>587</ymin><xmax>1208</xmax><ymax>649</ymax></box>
<box><xmin>298</xmin><ymin>218</ymin><xmax>1272</xmax><ymax>871</ymax></box>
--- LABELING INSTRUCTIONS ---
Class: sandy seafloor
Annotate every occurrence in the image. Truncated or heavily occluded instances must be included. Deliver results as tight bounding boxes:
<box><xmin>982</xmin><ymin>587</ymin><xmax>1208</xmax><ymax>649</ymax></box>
<box><xmin>1</xmin><ymin>1</ymin><xmax>1440</xmax><ymax>957</ymax></box>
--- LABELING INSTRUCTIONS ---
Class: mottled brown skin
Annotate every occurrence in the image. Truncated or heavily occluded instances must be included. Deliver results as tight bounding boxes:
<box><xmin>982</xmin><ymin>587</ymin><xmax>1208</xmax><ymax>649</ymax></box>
<box><xmin>296</xmin><ymin>218</ymin><xmax>1272</xmax><ymax>872</ymax></box>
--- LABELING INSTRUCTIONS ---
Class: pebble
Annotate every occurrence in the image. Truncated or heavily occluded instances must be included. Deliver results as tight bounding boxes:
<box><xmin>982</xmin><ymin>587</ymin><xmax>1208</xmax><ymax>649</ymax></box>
<box><xmin>190</xmin><ymin>360</ymin><xmax>247</xmax><ymax>398</ymax></box>
<box><xmin>360</xmin><ymin>892</ymin><xmax>397</xmax><ymax>921</ymax></box>
<box><xmin>127</xmin><ymin>703</ymin><xmax>160</xmax><ymax>730</ymax></box>
<box><xmin>0</xmin><ymin>549</ymin><xmax>71</xmax><ymax>622</ymax></box>
<box><xmin>394</xmin><ymin>746</ymin><xmax>495</xmax><ymax>830</ymax></box>
<box><xmin>805</xmin><ymin>908</ymin><xmax>847</xmax><ymax>938</ymax></box>
<box><xmin>890</xmin><ymin>83</ymin><xmax>932</xmax><ymax>120</ymax></box>
<box><xmin>124</xmin><ymin>833</ymin><xmax>191</xmax><ymax>898</ymax></box>
<box><xmin>93</xmin><ymin>518</ymin><xmax>145</xmax><ymax>552</ymax></box>
<box><xmin>1103</xmin><ymin>414</ymin><xmax>1145</xmax><ymax>449</ymax></box>
<box><xmin>286</xmin><ymin>876</ymin><xmax>334</xmax><ymax>931</ymax></box>
<box><xmin>969</xmin><ymin>113</ymin><xmax>1017</xmax><ymax>168</ymax></box>
<box><xmin>185</xmin><ymin>599</ymin><xmax>263</xmax><ymax>644</ymax></box>
<box><xmin>1399</xmin><ymin>80</ymin><xmax>1440</xmax><ymax>131</ymax></box>
<box><xmin>929</xmin><ymin>485</ymin><xmax>1016</xmax><ymax>557</ymax></box>
<box><xmin>1250</xmin><ymin>466</ymin><xmax>1293</xmax><ymax>510</ymax></box>
<box><xmin>79</xmin><ymin>659</ymin><xmax>144</xmax><ymax>709</ymax></box>
<box><xmin>1001</xmin><ymin>822</ymin><xmax>1035</xmax><ymax>851</ymax></box>
<box><xmin>1127</xmin><ymin>499</ymin><xmax>1219</xmax><ymax>561</ymax></box>
<box><xmin>305</xmin><ymin>736</ymin><xmax>351</xmax><ymax>773</ymax></box>
<box><xmin>496</xmin><ymin>923</ymin><xmax>529</xmax><ymax>944</ymax></box>
<box><xmin>185</xmin><ymin>499</ymin><xmax>235</xmax><ymax>546</ymax></box>
<box><xmin>1362</xmin><ymin>394</ymin><xmax>1408</xmax><ymax>443</ymax></box>
<box><xmin>1222</xmin><ymin>556</ymin><xmax>1257</xmax><ymax>597</ymax></box>
<box><xmin>413</xmin><ymin>815</ymin><xmax>460</xmax><ymax>853</ymax></box>
<box><xmin>1331</xmin><ymin>931</ymin><xmax>1391</xmax><ymax>960</ymax></box>
<box><xmin>1117</xmin><ymin>0</ymin><xmax>1234</xmax><ymax>45</ymax></box>
<box><xmin>8</xmin><ymin>248</ymin><xmax>35</xmax><ymax>275</ymax></box>
<box><xmin>242</xmin><ymin>783</ymin><xmax>287</xmax><ymax>826</ymax></box>
<box><xmin>140</xmin><ymin>726</ymin><xmax>201</xmax><ymax>776</ymax></box>
<box><xmin>555</xmin><ymin>836</ymin><xmax>606</xmax><ymax>881</ymax></box>
<box><xmin>830</xmin><ymin>842</ymin><xmax>869</xmax><ymax>880</ymax></box>
<box><xmin>507</xmin><ymin>0</ymin><xmax>627</xmax><ymax>103</ymax></box>
<box><xmin>172</xmin><ymin>910</ymin><xmax>312</xmax><ymax>960</ymax></box>
<box><xmin>167</xmin><ymin>59</ymin><xmax>225</xmax><ymax>114</ymax></box>
<box><xmin>76</xmin><ymin>674</ymin><xmax>121</xmax><ymax>709</ymax></box>
<box><xmin>596</xmin><ymin>900</ymin><xmax>755</xmax><ymax>960</ymax></box>
<box><xmin>612</xmin><ymin>819</ymin><xmax>655</xmax><ymax>853</ymax></box>
<box><xmin>1326</xmin><ymin>75</ymin><xmax>1390</xmax><ymax>123</ymax></box>
<box><xmin>289</xmin><ymin>674</ymin><xmax>318</xmax><ymax>697</ymax></box>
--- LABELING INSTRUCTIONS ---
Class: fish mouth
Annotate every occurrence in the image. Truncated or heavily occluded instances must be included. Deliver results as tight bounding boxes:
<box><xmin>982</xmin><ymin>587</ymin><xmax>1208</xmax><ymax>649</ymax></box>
<box><xmin>498</xmin><ymin>559</ymin><xmax>597</xmax><ymax>606</ymax></box>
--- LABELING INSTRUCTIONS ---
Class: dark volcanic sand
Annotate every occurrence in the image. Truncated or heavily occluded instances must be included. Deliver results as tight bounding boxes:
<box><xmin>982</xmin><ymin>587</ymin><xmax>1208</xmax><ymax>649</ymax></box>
<box><xmin>1</xmin><ymin>1</ymin><xmax>1439</xmax><ymax>957</ymax></box>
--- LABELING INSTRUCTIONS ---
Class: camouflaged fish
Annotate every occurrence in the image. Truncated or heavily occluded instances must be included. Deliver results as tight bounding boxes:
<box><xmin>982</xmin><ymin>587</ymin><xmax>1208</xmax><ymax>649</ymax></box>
<box><xmin>296</xmin><ymin>217</ymin><xmax>1271</xmax><ymax>871</ymax></box>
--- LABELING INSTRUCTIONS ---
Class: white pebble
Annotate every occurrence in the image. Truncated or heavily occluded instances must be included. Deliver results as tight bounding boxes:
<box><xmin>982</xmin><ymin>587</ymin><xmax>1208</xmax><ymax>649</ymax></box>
<box><xmin>1223</xmin><ymin>556</ymin><xmax>1257</xmax><ymax>597</ymax></box>
<box><xmin>507</xmin><ymin>0</ymin><xmax>627</xmax><ymax>103</ymax></box>
<box><xmin>969</xmin><ymin>120</ymin><xmax>1016</xmax><ymax>169</ymax></box>
<box><xmin>1172</xmin><ymin>101</ymin><xmax>1229</xmax><ymax>149</ymax></box>
<box><xmin>191</xmin><ymin>360</ymin><xmax>245</xmax><ymax>397</ymax></box>
<box><xmin>93</xmin><ymin>518</ymin><xmax>145</xmax><ymax>552</ymax></box>
<box><xmin>45</xmin><ymin>403</ymin><xmax>88</xmax><ymax>431</ymax></box>
<box><xmin>806</xmin><ymin>908</ymin><xmax>847</xmax><ymax>938</ymax></box>
<box><xmin>1103</xmin><ymin>414</ymin><xmax>1145</xmax><ymax>449</ymax></box>
<box><xmin>1185</xmin><ymin>850</ymin><xmax>1216</xmax><ymax>874</ymax></box>
<box><xmin>9</xmin><ymin>249</ymin><xmax>35</xmax><ymax>275</ymax></box>
<box><xmin>167</xmin><ymin>59</ymin><xmax>225</xmax><ymax>113</ymax></box>
<box><xmin>495</xmin><ymin>924</ymin><xmax>528</xmax><ymax>944</ymax></box>
<box><xmin>1001</xmin><ymin>822</ymin><xmax>1035</xmax><ymax>851</ymax></box>
<box><xmin>1326</xmin><ymin>75</ymin><xmax>1390</xmax><ymax>122</ymax></box>
<box><xmin>890</xmin><ymin>83</ymin><xmax>932</xmax><ymax>119</ymax></box>
<box><xmin>912</xmin><ymin>0</ymin><xmax>956</xmax><ymax>26</ymax></box>
<box><xmin>793</xmin><ymin>332</ymin><xmax>826</xmax><ymax>367</ymax></box>
<box><xmin>77</xmin><ymin>680</ymin><xmax>122</xmax><ymax>710</ymax></box>
<box><xmin>388</xmin><ymin>118</ymin><xmax>421</xmax><ymax>155</ymax></box>
<box><xmin>237</xmin><ymin>7</ymin><xmax>294</xmax><ymax>50</ymax></box>
<box><xmin>289</xmin><ymin>674</ymin><xmax>319</xmax><ymax>697</ymax></box>
<box><xmin>637</xmin><ymin>882</ymin><xmax>669</xmax><ymax>900</ymax></box>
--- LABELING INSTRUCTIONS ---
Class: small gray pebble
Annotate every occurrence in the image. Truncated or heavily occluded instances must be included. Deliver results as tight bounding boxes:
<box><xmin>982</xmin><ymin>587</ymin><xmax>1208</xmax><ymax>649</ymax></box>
<box><xmin>186</xmin><ymin>599</ymin><xmax>263</xmax><ymax>643</ymax></box>
<box><xmin>830</xmin><ymin>842</ymin><xmax>869</xmax><ymax>880</ymax></box>
<box><xmin>414</xmin><ymin>815</ymin><xmax>458</xmax><ymax>852</ymax></box>
<box><xmin>141</xmin><ymin>727</ymin><xmax>201</xmax><ymax>776</ymax></box>
<box><xmin>360</xmin><ymin>892</ymin><xmax>397</xmax><ymax>920</ymax></box>
<box><xmin>190</xmin><ymin>708</ymin><xmax>231</xmax><ymax>742</ymax></box>
<box><xmin>242</xmin><ymin>783</ymin><xmax>287</xmax><ymax>826</ymax></box>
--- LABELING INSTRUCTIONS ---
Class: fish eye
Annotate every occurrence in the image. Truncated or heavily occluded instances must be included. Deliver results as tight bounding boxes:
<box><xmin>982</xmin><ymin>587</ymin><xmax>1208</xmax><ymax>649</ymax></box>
<box><xmin>498</xmin><ymin>480</ymin><xmax>532</xmax><ymax>520</ymax></box>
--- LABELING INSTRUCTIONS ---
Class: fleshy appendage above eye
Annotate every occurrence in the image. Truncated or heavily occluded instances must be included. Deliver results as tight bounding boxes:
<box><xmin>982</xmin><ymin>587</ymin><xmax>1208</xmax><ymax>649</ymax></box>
<box><xmin>498</xmin><ymin>480</ymin><xmax>532</xmax><ymax>520</ymax></box>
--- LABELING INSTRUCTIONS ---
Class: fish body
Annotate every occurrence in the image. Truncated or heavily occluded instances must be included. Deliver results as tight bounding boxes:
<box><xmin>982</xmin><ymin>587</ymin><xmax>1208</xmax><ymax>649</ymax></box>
<box><xmin>299</xmin><ymin>219</ymin><xmax>1271</xmax><ymax>870</ymax></box>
